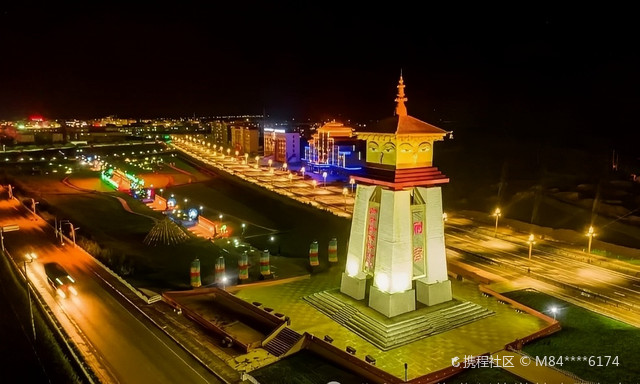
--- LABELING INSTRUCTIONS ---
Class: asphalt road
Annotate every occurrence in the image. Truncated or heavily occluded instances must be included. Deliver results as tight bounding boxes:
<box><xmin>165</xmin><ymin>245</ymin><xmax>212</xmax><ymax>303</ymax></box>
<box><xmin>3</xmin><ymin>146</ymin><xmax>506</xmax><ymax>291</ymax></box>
<box><xmin>0</xmin><ymin>196</ymin><xmax>223</xmax><ymax>384</ymax></box>
<box><xmin>445</xmin><ymin>218</ymin><xmax>640</xmax><ymax>327</ymax></box>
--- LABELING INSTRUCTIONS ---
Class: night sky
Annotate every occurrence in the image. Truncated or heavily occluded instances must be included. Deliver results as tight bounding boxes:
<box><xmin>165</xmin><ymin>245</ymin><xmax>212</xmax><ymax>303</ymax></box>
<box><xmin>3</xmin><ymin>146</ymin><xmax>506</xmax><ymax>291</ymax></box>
<box><xmin>1</xmin><ymin>4</ymin><xmax>638</xmax><ymax>147</ymax></box>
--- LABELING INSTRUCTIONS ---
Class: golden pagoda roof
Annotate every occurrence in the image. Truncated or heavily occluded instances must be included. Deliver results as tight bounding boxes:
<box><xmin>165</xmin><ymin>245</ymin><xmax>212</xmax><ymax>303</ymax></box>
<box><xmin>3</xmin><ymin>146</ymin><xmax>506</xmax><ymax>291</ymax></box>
<box><xmin>359</xmin><ymin>73</ymin><xmax>450</xmax><ymax>136</ymax></box>
<box><xmin>363</xmin><ymin>114</ymin><xmax>449</xmax><ymax>136</ymax></box>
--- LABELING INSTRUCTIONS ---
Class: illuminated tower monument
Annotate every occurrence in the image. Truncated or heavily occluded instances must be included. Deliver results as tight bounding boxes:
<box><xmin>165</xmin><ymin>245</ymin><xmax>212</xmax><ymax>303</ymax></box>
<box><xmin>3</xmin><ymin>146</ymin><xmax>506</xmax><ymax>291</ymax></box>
<box><xmin>340</xmin><ymin>74</ymin><xmax>453</xmax><ymax>317</ymax></box>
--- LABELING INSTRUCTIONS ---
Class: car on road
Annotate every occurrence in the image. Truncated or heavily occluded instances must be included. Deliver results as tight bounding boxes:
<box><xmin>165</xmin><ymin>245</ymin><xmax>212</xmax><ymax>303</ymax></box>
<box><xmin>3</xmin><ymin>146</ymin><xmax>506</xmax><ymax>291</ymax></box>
<box><xmin>43</xmin><ymin>262</ymin><xmax>78</xmax><ymax>299</ymax></box>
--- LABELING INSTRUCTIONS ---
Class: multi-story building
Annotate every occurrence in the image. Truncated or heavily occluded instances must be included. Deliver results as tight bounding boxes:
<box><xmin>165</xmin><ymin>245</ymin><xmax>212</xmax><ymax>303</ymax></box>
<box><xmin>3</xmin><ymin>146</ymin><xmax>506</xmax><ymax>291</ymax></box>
<box><xmin>208</xmin><ymin>120</ymin><xmax>229</xmax><ymax>148</ymax></box>
<box><xmin>263</xmin><ymin>126</ymin><xmax>300</xmax><ymax>164</ymax></box>
<box><xmin>303</xmin><ymin>120</ymin><xmax>364</xmax><ymax>176</ymax></box>
<box><xmin>230</xmin><ymin>125</ymin><xmax>259</xmax><ymax>155</ymax></box>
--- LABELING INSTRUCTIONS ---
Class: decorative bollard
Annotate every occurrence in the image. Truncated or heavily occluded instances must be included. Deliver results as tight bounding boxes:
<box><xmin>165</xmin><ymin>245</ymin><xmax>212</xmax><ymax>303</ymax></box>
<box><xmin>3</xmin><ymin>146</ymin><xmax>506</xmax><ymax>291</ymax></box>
<box><xmin>328</xmin><ymin>237</ymin><xmax>338</xmax><ymax>263</ymax></box>
<box><xmin>190</xmin><ymin>258</ymin><xmax>201</xmax><ymax>288</ymax></box>
<box><xmin>309</xmin><ymin>240</ymin><xmax>319</xmax><ymax>267</ymax></box>
<box><xmin>238</xmin><ymin>251</ymin><xmax>249</xmax><ymax>281</ymax></box>
<box><xmin>260</xmin><ymin>249</ymin><xmax>271</xmax><ymax>277</ymax></box>
<box><xmin>215</xmin><ymin>256</ymin><xmax>226</xmax><ymax>285</ymax></box>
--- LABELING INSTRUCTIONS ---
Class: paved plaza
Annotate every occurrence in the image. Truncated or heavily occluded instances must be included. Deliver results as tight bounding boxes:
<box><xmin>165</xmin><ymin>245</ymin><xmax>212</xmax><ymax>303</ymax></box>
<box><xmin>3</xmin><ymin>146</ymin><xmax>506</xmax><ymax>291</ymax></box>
<box><xmin>227</xmin><ymin>261</ymin><xmax>549</xmax><ymax>380</ymax></box>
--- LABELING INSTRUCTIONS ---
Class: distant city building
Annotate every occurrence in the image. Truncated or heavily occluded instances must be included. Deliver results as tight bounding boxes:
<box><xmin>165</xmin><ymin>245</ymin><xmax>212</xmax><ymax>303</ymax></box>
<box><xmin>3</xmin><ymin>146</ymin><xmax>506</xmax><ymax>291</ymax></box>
<box><xmin>208</xmin><ymin>120</ymin><xmax>229</xmax><ymax>148</ymax></box>
<box><xmin>289</xmin><ymin>120</ymin><xmax>318</xmax><ymax>141</ymax></box>
<box><xmin>90</xmin><ymin>116</ymin><xmax>137</xmax><ymax>127</ymax></box>
<box><xmin>303</xmin><ymin>120</ymin><xmax>364</xmax><ymax>176</ymax></box>
<box><xmin>230</xmin><ymin>125</ymin><xmax>259</xmax><ymax>155</ymax></box>
<box><xmin>263</xmin><ymin>126</ymin><xmax>300</xmax><ymax>164</ymax></box>
<box><xmin>12</xmin><ymin>116</ymin><xmax>63</xmax><ymax>144</ymax></box>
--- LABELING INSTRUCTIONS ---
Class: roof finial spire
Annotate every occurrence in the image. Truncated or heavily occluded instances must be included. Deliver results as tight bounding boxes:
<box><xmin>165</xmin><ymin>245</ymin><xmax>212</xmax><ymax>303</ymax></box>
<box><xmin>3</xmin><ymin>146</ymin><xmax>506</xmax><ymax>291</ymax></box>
<box><xmin>395</xmin><ymin>70</ymin><xmax>408</xmax><ymax>116</ymax></box>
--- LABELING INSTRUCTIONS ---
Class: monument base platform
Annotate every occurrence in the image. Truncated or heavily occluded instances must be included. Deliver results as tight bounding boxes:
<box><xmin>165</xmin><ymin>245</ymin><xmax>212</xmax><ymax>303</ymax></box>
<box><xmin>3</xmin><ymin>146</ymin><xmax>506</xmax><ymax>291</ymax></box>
<box><xmin>340</xmin><ymin>272</ymin><xmax>368</xmax><ymax>300</ymax></box>
<box><xmin>368</xmin><ymin>286</ymin><xmax>416</xmax><ymax>317</ymax></box>
<box><xmin>303</xmin><ymin>289</ymin><xmax>494</xmax><ymax>350</ymax></box>
<box><xmin>416</xmin><ymin>279</ymin><xmax>452</xmax><ymax>306</ymax></box>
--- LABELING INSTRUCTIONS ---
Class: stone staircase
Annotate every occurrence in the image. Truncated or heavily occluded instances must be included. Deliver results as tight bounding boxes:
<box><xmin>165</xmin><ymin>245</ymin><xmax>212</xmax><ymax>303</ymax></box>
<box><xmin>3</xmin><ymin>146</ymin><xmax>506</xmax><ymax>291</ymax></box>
<box><xmin>263</xmin><ymin>327</ymin><xmax>303</xmax><ymax>357</ymax></box>
<box><xmin>303</xmin><ymin>291</ymin><xmax>494</xmax><ymax>350</ymax></box>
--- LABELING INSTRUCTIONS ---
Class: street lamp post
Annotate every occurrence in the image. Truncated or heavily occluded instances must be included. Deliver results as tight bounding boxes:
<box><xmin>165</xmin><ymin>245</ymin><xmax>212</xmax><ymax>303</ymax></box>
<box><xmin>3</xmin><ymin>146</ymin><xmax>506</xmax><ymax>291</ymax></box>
<box><xmin>527</xmin><ymin>233</ymin><xmax>535</xmax><ymax>273</ymax></box>
<box><xmin>342</xmin><ymin>187</ymin><xmax>348</xmax><ymax>211</ymax></box>
<box><xmin>31</xmin><ymin>198</ymin><xmax>39</xmax><ymax>215</ymax></box>
<box><xmin>493</xmin><ymin>208</ymin><xmax>501</xmax><ymax>237</ymax></box>
<box><xmin>241</xmin><ymin>223</ymin><xmax>246</xmax><ymax>237</ymax></box>
<box><xmin>244</xmin><ymin>153</ymin><xmax>249</xmax><ymax>164</ymax></box>
<box><xmin>312</xmin><ymin>180</ymin><xmax>317</xmax><ymax>189</ymax></box>
<box><xmin>550</xmin><ymin>306</ymin><xmax>557</xmax><ymax>320</ymax></box>
<box><xmin>283</xmin><ymin>162</ymin><xmax>287</xmax><ymax>173</ymax></box>
<box><xmin>24</xmin><ymin>252</ymin><xmax>37</xmax><ymax>340</ymax></box>
<box><xmin>322</xmin><ymin>172</ymin><xmax>328</xmax><ymax>188</ymax></box>
<box><xmin>60</xmin><ymin>220</ymin><xmax>78</xmax><ymax>246</ymax></box>
<box><xmin>586</xmin><ymin>226</ymin><xmax>596</xmax><ymax>255</ymax></box>
<box><xmin>300</xmin><ymin>167</ymin><xmax>305</xmax><ymax>180</ymax></box>
<box><xmin>349</xmin><ymin>177</ymin><xmax>355</xmax><ymax>194</ymax></box>
<box><xmin>268</xmin><ymin>159</ymin><xmax>273</xmax><ymax>171</ymax></box>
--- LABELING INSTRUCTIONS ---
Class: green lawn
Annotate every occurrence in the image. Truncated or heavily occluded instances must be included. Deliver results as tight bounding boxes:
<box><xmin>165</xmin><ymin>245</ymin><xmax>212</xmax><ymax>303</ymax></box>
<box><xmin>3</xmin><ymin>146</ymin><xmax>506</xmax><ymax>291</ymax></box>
<box><xmin>503</xmin><ymin>289</ymin><xmax>640</xmax><ymax>384</ymax></box>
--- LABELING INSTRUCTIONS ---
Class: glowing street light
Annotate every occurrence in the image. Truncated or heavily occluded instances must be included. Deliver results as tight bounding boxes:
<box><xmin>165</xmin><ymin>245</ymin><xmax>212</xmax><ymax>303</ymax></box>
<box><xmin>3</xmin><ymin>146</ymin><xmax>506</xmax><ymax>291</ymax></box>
<box><xmin>283</xmin><ymin>162</ymin><xmax>288</xmax><ymax>172</ymax></box>
<box><xmin>493</xmin><ymin>208</ymin><xmax>501</xmax><ymax>237</ymax></box>
<box><xmin>241</xmin><ymin>223</ymin><xmax>246</xmax><ymax>236</ymax></box>
<box><xmin>288</xmin><ymin>172</ymin><xmax>293</xmax><ymax>184</ymax></box>
<box><xmin>300</xmin><ymin>167</ymin><xmax>306</xmax><ymax>179</ymax></box>
<box><xmin>343</xmin><ymin>187</ymin><xmax>349</xmax><ymax>211</ymax></box>
<box><xmin>550</xmin><ymin>306</ymin><xmax>557</xmax><ymax>320</ymax></box>
<box><xmin>322</xmin><ymin>171</ymin><xmax>328</xmax><ymax>188</ymax></box>
<box><xmin>268</xmin><ymin>159</ymin><xmax>273</xmax><ymax>170</ymax></box>
<box><xmin>221</xmin><ymin>276</ymin><xmax>228</xmax><ymax>291</ymax></box>
<box><xmin>527</xmin><ymin>233</ymin><xmax>536</xmax><ymax>273</ymax></box>
<box><xmin>244</xmin><ymin>153</ymin><xmax>249</xmax><ymax>164</ymax></box>
<box><xmin>443</xmin><ymin>212</ymin><xmax>448</xmax><ymax>222</ymax></box>
<box><xmin>227</xmin><ymin>148</ymin><xmax>231</xmax><ymax>156</ymax></box>
<box><xmin>312</xmin><ymin>179</ymin><xmax>317</xmax><ymax>189</ymax></box>
<box><xmin>586</xmin><ymin>226</ymin><xmax>596</xmax><ymax>254</ymax></box>
<box><xmin>349</xmin><ymin>177</ymin><xmax>355</xmax><ymax>193</ymax></box>
<box><xmin>159</xmin><ymin>188</ymin><xmax>163</xmax><ymax>196</ymax></box>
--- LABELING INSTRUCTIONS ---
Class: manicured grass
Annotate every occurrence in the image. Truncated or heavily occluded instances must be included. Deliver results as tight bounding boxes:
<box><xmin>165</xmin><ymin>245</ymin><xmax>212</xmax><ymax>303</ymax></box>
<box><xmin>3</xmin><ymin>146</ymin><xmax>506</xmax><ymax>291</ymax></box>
<box><xmin>251</xmin><ymin>349</ymin><xmax>366</xmax><ymax>384</ymax></box>
<box><xmin>503</xmin><ymin>289</ymin><xmax>640</xmax><ymax>384</ymax></box>
<box><xmin>42</xmin><ymin>191</ymin><xmax>225</xmax><ymax>291</ymax></box>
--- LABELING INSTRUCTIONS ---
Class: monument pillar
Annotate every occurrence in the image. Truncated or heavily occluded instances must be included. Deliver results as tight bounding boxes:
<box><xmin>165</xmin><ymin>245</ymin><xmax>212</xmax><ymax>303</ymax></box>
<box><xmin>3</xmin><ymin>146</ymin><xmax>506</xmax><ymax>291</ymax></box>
<box><xmin>340</xmin><ymin>73</ymin><xmax>453</xmax><ymax>317</ymax></box>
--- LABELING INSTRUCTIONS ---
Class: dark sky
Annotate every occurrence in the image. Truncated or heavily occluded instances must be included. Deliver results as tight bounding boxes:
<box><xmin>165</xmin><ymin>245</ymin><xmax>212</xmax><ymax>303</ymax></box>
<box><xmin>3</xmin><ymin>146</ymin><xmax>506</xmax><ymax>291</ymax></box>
<box><xmin>1</xmin><ymin>4</ymin><xmax>638</xmax><ymax>145</ymax></box>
